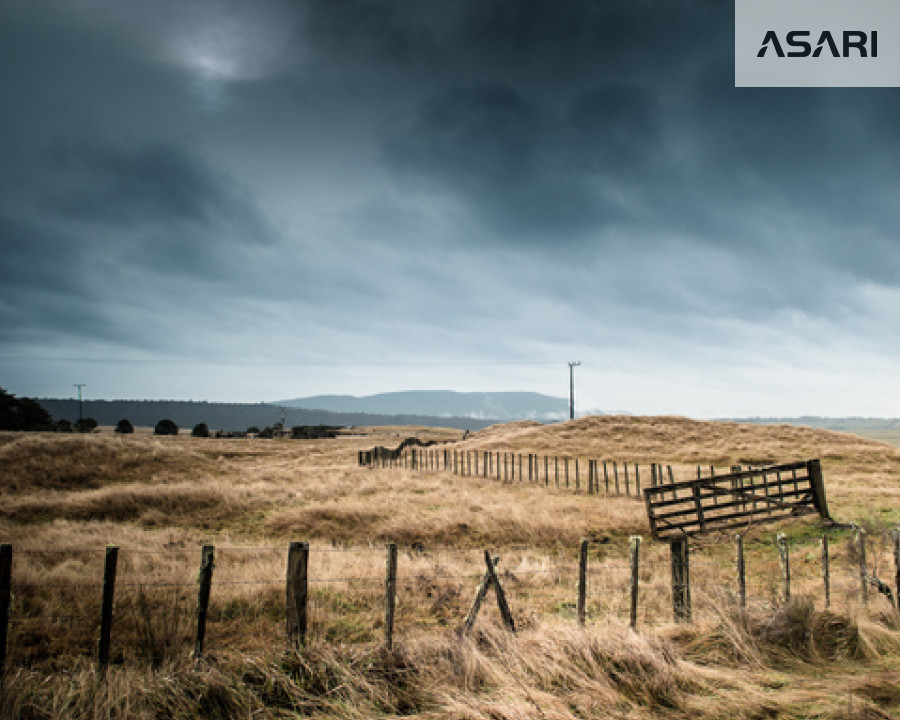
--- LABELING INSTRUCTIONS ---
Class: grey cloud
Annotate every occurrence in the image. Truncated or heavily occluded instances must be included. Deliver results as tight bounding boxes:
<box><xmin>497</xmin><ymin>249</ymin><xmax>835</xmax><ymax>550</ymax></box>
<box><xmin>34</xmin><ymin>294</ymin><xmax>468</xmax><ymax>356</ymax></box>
<box><xmin>44</xmin><ymin>142</ymin><xmax>274</xmax><ymax>242</ymax></box>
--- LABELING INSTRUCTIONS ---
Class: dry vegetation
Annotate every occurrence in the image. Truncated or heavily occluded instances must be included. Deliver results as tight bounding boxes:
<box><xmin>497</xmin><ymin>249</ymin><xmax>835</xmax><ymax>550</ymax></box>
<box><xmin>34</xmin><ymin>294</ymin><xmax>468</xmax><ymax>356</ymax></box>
<box><xmin>2</xmin><ymin>416</ymin><xmax>900</xmax><ymax>719</ymax></box>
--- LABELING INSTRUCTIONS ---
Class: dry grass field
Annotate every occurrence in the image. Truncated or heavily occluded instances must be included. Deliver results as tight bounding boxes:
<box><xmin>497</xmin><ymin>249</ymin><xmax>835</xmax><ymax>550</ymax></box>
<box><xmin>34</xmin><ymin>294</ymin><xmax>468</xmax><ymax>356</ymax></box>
<box><xmin>2</xmin><ymin>416</ymin><xmax>900</xmax><ymax>719</ymax></box>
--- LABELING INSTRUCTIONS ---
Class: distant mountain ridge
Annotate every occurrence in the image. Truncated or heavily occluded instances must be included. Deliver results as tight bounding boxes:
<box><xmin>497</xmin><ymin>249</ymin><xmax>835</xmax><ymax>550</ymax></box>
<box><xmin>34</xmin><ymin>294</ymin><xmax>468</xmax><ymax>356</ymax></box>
<box><xmin>276</xmin><ymin>390</ymin><xmax>570</xmax><ymax>421</ymax></box>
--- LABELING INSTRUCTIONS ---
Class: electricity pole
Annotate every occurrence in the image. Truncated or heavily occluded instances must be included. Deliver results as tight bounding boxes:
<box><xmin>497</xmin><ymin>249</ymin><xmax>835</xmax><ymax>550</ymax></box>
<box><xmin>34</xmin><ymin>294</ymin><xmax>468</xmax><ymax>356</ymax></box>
<box><xmin>568</xmin><ymin>362</ymin><xmax>581</xmax><ymax>420</ymax></box>
<box><xmin>74</xmin><ymin>383</ymin><xmax>86</xmax><ymax>425</ymax></box>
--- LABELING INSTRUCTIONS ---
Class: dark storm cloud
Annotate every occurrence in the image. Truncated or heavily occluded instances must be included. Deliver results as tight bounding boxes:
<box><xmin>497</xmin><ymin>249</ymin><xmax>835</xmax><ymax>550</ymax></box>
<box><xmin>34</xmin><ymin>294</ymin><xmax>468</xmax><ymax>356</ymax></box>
<box><xmin>3</xmin><ymin>0</ymin><xmax>900</xmax><ymax>411</ymax></box>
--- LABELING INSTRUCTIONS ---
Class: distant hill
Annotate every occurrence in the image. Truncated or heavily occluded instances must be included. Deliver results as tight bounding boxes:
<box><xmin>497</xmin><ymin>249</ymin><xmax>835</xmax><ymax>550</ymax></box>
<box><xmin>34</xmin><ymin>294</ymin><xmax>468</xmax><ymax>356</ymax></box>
<box><xmin>724</xmin><ymin>416</ymin><xmax>900</xmax><ymax>448</ymax></box>
<box><xmin>277</xmin><ymin>391</ymin><xmax>569</xmax><ymax>421</ymax></box>
<box><xmin>36</xmin><ymin>398</ymin><xmax>497</xmax><ymax>432</ymax></box>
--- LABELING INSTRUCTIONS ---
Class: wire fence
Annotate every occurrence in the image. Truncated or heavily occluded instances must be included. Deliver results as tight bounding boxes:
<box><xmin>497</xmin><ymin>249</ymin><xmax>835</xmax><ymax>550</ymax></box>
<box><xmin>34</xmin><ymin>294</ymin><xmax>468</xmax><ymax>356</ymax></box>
<box><xmin>1</xmin><ymin>528</ymin><xmax>897</xmax><ymax>671</ymax></box>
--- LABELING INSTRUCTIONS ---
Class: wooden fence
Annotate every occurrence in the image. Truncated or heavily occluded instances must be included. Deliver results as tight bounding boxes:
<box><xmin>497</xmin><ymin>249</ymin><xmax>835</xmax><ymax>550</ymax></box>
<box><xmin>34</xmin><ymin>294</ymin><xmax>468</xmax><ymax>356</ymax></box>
<box><xmin>362</xmin><ymin>447</ymin><xmax>680</xmax><ymax>499</ymax></box>
<box><xmin>643</xmin><ymin>459</ymin><xmax>830</xmax><ymax>541</ymax></box>
<box><xmin>2</xmin><ymin>529</ymin><xmax>898</xmax><ymax>673</ymax></box>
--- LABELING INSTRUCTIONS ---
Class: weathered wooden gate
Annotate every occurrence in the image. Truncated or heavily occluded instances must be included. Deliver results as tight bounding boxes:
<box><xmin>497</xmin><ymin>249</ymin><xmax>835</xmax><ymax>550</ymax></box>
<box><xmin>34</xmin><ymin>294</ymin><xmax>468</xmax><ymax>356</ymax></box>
<box><xmin>643</xmin><ymin>459</ymin><xmax>830</xmax><ymax>541</ymax></box>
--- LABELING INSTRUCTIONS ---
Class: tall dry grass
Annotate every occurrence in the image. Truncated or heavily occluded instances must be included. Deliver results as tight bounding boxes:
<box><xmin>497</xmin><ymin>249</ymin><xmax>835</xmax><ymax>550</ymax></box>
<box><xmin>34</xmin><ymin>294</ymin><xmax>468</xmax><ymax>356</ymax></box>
<box><xmin>2</xmin><ymin>417</ymin><xmax>900</xmax><ymax>718</ymax></box>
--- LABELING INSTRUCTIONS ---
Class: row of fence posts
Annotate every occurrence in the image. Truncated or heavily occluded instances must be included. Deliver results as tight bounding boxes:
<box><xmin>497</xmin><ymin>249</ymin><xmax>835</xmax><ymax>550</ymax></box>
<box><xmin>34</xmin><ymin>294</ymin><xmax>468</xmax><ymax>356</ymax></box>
<box><xmin>1</xmin><ymin>530</ymin><xmax>897</xmax><ymax>675</ymax></box>
<box><xmin>376</xmin><ymin>448</ymin><xmax>678</xmax><ymax>498</ymax></box>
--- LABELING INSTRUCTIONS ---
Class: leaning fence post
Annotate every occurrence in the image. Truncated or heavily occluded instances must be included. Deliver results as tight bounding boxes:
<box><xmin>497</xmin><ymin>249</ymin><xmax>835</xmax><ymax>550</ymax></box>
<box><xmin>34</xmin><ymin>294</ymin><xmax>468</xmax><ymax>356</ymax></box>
<box><xmin>735</xmin><ymin>534</ymin><xmax>746</xmax><ymax>609</ymax></box>
<box><xmin>194</xmin><ymin>544</ymin><xmax>215</xmax><ymax>659</ymax></box>
<box><xmin>629</xmin><ymin>536</ymin><xmax>641</xmax><ymax>630</ymax></box>
<box><xmin>822</xmin><ymin>534</ymin><xmax>831</xmax><ymax>609</ymax></box>
<box><xmin>670</xmin><ymin>537</ymin><xmax>691</xmax><ymax>622</ymax></box>
<box><xmin>286</xmin><ymin>541</ymin><xmax>309</xmax><ymax>648</ymax></box>
<box><xmin>385</xmin><ymin>542</ymin><xmax>398</xmax><ymax>650</ymax></box>
<box><xmin>97</xmin><ymin>545</ymin><xmax>119</xmax><ymax>671</ymax></box>
<box><xmin>577</xmin><ymin>539</ymin><xmax>588</xmax><ymax>626</ymax></box>
<box><xmin>858</xmin><ymin>528</ymin><xmax>868</xmax><ymax>608</ymax></box>
<box><xmin>776</xmin><ymin>533</ymin><xmax>790</xmax><ymax>603</ymax></box>
<box><xmin>1</xmin><ymin>544</ymin><xmax>12</xmax><ymax>676</ymax></box>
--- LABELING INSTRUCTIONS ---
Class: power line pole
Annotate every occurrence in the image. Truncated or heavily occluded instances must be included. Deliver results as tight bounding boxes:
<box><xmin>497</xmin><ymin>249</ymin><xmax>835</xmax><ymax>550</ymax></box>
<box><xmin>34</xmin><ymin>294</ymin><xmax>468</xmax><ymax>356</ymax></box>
<box><xmin>74</xmin><ymin>383</ymin><xmax>86</xmax><ymax>425</ymax></box>
<box><xmin>568</xmin><ymin>362</ymin><xmax>581</xmax><ymax>420</ymax></box>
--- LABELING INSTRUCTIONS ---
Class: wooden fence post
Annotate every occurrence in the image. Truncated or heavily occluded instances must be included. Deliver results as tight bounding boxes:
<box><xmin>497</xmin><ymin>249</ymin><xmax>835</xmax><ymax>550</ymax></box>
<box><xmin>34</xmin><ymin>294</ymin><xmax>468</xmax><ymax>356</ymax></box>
<box><xmin>858</xmin><ymin>529</ymin><xmax>868</xmax><ymax>607</ymax></box>
<box><xmin>614</xmin><ymin>462</ymin><xmax>620</xmax><ymax>494</ymax></box>
<box><xmin>463</xmin><ymin>556</ymin><xmax>497</xmax><ymax>635</ymax></box>
<box><xmin>1</xmin><ymin>544</ymin><xmax>12</xmax><ymax>677</ymax></box>
<box><xmin>97</xmin><ymin>545</ymin><xmax>119</xmax><ymax>671</ymax></box>
<box><xmin>385</xmin><ymin>542</ymin><xmax>398</xmax><ymax>650</ymax></box>
<box><xmin>635</xmin><ymin>463</ymin><xmax>640</xmax><ymax>494</ymax></box>
<box><xmin>893</xmin><ymin>529</ymin><xmax>900</xmax><ymax>610</ymax></box>
<box><xmin>624</xmin><ymin>462</ymin><xmax>630</xmax><ymax>495</ymax></box>
<box><xmin>670</xmin><ymin>537</ymin><xmax>691</xmax><ymax>622</ymax></box>
<box><xmin>651</xmin><ymin>463</ymin><xmax>657</xmax><ymax>487</ymax></box>
<box><xmin>575</xmin><ymin>458</ymin><xmax>580</xmax><ymax>491</ymax></box>
<box><xmin>484</xmin><ymin>551</ymin><xmax>516</xmax><ymax>633</ymax></box>
<box><xmin>735</xmin><ymin>534</ymin><xmax>746</xmax><ymax>609</ymax></box>
<box><xmin>604</xmin><ymin>461</ymin><xmax>609</xmax><ymax>492</ymax></box>
<box><xmin>629</xmin><ymin>536</ymin><xmax>641</xmax><ymax>630</ymax></box>
<box><xmin>544</xmin><ymin>455</ymin><xmax>549</xmax><ymax>486</ymax></box>
<box><xmin>286</xmin><ymin>541</ymin><xmax>309</xmax><ymax>648</ymax></box>
<box><xmin>776</xmin><ymin>534</ymin><xmax>790</xmax><ymax>603</ymax></box>
<box><xmin>822</xmin><ymin>534</ymin><xmax>831</xmax><ymax>609</ymax></box>
<box><xmin>577</xmin><ymin>539</ymin><xmax>588</xmax><ymax>626</ymax></box>
<box><xmin>565</xmin><ymin>458</ymin><xmax>569</xmax><ymax>487</ymax></box>
<box><xmin>194</xmin><ymin>544</ymin><xmax>215</xmax><ymax>659</ymax></box>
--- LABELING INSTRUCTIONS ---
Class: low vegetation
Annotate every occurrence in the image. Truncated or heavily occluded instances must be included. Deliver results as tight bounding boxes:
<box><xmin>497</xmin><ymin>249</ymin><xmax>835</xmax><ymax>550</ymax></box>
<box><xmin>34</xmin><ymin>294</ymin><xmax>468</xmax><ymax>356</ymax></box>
<box><xmin>2</xmin><ymin>416</ymin><xmax>900</xmax><ymax>719</ymax></box>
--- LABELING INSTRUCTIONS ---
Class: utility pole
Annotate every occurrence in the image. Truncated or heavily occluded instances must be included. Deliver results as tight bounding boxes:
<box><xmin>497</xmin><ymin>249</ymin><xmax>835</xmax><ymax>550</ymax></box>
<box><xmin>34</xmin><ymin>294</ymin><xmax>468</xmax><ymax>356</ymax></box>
<box><xmin>74</xmin><ymin>383</ymin><xmax>86</xmax><ymax>424</ymax></box>
<box><xmin>568</xmin><ymin>362</ymin><xmax>581</xmax><ymax>420</ymax></box>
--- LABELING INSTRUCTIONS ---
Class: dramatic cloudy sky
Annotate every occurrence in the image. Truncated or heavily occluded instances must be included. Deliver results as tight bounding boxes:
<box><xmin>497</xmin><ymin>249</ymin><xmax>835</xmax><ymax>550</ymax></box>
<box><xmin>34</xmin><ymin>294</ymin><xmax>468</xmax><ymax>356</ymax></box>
<box><xmin>2</xmin><ymin>0</ymin><xmax>899</xmax><ymax>417</ymax></box>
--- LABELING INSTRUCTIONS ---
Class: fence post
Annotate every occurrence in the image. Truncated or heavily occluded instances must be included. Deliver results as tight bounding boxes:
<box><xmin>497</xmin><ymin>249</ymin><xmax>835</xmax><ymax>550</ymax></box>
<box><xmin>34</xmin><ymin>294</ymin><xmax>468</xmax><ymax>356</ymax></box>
<box><xmin>822</xmin><ymin>534</ymin><xmax>831</xmax><ymax>609</ymax></box>
<box><xmin>194</xmin><ymin>544</ymin><xmax>215</xmax><ymax>659</ymax></box>
<box><xmin>604</xmin><ymin>461</ymin><xmax>609</xmax><ymax>492</ymax></box>
<box><xmin>614</xmin><ymin>462</ymin><xmax>620</xmax><ymax>494</ymax></box>
<box><xmin>286</xmin><ymin>541</ymin><xmax>309</xmax><ymax>648</ymax></box>
<box><xmin>625</xmin><ymin>462</ymin><xmax>630</xmax><ymax>495</ymax></box>
<box><xmin>565</xmin><ymin>458</ymin><xmax>569</xmax><ymax>487</ymax></box>
<box><xmin>575</xmin><ymin>458</ymin><xmax>580</xmax><ymax>491</ymax></box>
<box><xmin>629</xmin><ymin>536</ymin><xmax>641</xmax><ymax>630</ymax></box>
<box><xmin>670</xmin><ymin>537</ymin><xmax>691</xmax><ymax>622</ymax></box>
<box><xmin>97</xmin><ymin>545</ymin><xmax>119</xmax><ymax>671</ymax></box>
<box><xmin>858</xmin><ymin>529</ymin><xmax>868</xmax><ymax>608</ymax></box>
<box><xmin>776</xmin><ymin>534</ymin><xmax>790</xmax><ymax>603</ymax></box>
<box><xmin>577</xmin><ymin>539</ymin><xmax>588</xmax><ymax>626</ymax></box>
<box><xmin>635</xmin><ymin>463</ymin><xmax>640</xmax><ymax>494</ymax></box>
<box><xmin>555</xmin><ymin>456</ymin><xmax>559</xmax><ymax>487</ymax></box>
<box><xmin>735</xmin><ymin>534</ymin><xmax>746</xmax><ymax>609</ymax></box>
<box><xmin>0</xmin><ymin>544</ymin><xmax>11</xmax><ymax>677</ymax></box>
<box><xmin>385</xmin><ymin>542</ymin><xmax>398</xmax><ymax>650</ymax></box>
<box><xmin>651</xmin><ymin>463</ymin><xmax>657</xmax><ymax>487</ymax></box>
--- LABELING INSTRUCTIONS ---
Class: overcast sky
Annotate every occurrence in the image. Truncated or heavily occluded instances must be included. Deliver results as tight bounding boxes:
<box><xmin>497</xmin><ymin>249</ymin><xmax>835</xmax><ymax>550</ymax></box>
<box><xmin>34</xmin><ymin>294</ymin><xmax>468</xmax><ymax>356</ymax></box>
<box><xmin>2</xmin><ymin>0</ymin><xmax>899</xmax><ymax>418</ymax></box>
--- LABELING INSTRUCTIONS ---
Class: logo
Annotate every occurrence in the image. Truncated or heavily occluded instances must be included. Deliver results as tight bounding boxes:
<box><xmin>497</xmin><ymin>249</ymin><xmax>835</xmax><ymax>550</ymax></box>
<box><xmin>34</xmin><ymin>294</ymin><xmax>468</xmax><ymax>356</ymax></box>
<box><xmin>736</xmin><ymin>0</ymin><xmax>900</xmax><ymax>87</ymax></box>
<box><xmin>756</xmin><ymin>30</ymin><xmax>877</xmax><ymax>58</ymax></box>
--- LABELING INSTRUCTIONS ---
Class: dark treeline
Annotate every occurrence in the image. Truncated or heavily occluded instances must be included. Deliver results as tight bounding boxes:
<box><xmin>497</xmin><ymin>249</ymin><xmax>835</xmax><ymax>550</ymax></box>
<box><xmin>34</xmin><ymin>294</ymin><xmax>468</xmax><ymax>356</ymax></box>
<box><xmin>37</xmin><ymin>399</ymin><xmax>495</xmax><ymax>432</ymax></box>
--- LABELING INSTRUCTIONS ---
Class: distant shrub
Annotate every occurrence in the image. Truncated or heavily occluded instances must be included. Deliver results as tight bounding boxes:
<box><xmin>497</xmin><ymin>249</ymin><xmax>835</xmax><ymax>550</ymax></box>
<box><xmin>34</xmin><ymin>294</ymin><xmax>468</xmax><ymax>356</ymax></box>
<box><xmin>75</xmin><ymin>417</ymin><xmax>99</xmax><ymax>433</ymax></box>
<box><xmin>55</xmin><ymin>419</ymin><xmax>73</xmax><ymax>433</ymax></box>
<box><xmin>246</xmin><ymin>426</ymin><xmax>260</xmax><ymax>435</ymax></box>
<box><xmin>0</xmin><ymin>387</ymin><xmax>54</xmax><ymax>430</ymax></box>
<box><xmin>154</xmin><ymin>419</ymin><xmax>179</xmax><ymax>436</ymax></box>
<box><xmin>191</xmin><ymin>422</ymin><xmax>210</xmax><ymax>438</ymax></box>
<box><xmin>115</xmin><ymin>418</ymin><xmax>134</xmax><ymax>434</ymax></box>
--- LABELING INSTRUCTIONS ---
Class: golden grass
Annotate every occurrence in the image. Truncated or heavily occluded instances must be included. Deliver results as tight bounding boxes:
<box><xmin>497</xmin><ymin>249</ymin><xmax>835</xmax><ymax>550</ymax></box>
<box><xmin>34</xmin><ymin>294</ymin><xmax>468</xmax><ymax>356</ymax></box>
<box><xmin>2</xmin><ymin>416</ymin><xmax>900</xmax><ymax>719</ymax></box>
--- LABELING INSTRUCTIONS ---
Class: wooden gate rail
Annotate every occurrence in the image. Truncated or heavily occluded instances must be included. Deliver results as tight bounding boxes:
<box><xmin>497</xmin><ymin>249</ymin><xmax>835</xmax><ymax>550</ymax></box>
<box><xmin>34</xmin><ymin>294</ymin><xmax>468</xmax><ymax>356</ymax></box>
<box><xmin>643</xmin><ymin>459</ymin><xmax>830</xmax><ymax>541</ymax></box>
